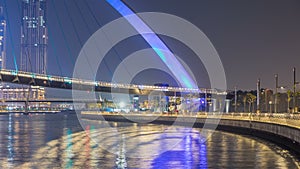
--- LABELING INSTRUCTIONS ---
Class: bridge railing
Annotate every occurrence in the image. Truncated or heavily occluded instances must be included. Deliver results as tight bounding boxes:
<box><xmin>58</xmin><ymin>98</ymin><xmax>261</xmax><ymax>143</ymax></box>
<box><xmin>82</xmin><ymin>111</ymin><xmax>300</xmax><ymax>129</ymax></box>
<box><xmin>0</xmin><ymin>69</ymin><xmax>223</xmax><ymax>94</ymax></box>
<box><xmin>217</xmin><ymin>113</ymin><xmax>300</xmax><ymax>129</ymax></box>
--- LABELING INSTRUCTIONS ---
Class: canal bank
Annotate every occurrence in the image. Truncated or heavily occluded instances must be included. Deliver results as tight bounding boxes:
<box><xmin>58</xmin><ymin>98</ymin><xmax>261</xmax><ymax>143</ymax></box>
<box><xmin>81</xmin><ymin>112</ymin><xmax>300</xmax><ymax>159</ymax></box>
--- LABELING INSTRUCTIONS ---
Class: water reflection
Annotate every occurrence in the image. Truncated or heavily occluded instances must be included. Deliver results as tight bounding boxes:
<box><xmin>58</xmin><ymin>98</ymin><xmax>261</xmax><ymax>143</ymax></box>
<box><xmin>151</xmin><ymin>130</ymin><xmax>208</xmax><ymax>169</ymax></box>
<box><xmin>85</xmin><ymin>125</ymin><xmax>91</xmax><ymax>169</ymax></box>
<box><xmin>115</xmin><ymin>134</ymin><xmax>128</xmax><ymax>169</ymax></box>
<box><xmin>0</xmin><ymin>114</ymin><xmax>298</xmax><ymax>168</ymax></box>
<box><xmin>7</xmin><ymin>114</ymin><xmax>14</xmax><ymax>164</ymax></box>
<box><xmin>65</xmin><ymin>129</ymin><xmax>73</xmax><ymax>169</ymax></box>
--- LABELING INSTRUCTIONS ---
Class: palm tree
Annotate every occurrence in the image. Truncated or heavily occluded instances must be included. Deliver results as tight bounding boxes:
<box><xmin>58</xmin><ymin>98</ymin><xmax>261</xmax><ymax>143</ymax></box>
<box><xmin>247</xmin><ymin>93</ymin><xmax>256</xmax><ymax>112</ymax></box>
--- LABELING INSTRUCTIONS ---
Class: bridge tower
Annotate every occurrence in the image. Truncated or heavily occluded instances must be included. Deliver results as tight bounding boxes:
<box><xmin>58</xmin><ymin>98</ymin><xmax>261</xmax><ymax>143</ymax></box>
<box><xmin>20</xmin><ymin>0</ymin><xmax>48</xmax><ymax>74</ymax></box>
<box><xmin>0</xmin><ymin>7</ymin><xmax>6</xmax><ymax>70</ymax></box>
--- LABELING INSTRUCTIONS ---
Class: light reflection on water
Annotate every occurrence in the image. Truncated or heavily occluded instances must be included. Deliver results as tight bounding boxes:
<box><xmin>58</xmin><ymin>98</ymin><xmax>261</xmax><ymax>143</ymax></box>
<box><xmin>0</xmin><ymin>114</ymin><xmax>299</xmax><ymax>169</ymax></box>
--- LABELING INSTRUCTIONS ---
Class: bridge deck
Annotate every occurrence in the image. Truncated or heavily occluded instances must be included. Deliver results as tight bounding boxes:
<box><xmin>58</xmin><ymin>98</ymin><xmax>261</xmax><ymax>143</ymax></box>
<box><xmin>0</xmin><ymin>69</ymin><xmax>225</xmax><ymax>96</ymax></box>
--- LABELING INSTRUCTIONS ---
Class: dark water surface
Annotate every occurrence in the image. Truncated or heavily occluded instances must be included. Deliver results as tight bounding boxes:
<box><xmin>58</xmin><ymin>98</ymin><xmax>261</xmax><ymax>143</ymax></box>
<box><xmin>0</xmin><ymin>113</ymin><xmax>299</xmax><ymax>169</ymax></box>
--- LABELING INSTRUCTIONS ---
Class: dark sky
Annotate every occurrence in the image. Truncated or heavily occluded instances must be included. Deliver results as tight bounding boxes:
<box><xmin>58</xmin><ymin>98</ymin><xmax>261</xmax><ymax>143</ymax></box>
<box><xmin>1</xmin><ymin>0</ymin><xmax>300</xmax><ymax>92</ymax></box>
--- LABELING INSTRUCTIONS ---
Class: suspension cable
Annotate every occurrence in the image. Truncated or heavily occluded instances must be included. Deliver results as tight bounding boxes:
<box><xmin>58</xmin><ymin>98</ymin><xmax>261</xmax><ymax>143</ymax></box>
<box><xmin>62</xmin><ymin>0</ymin><xmax>94</xmax><ymax>79</ymax></box>
<box><xmin>48</xmin><ymin>28</ymin><xmax>63</xmax><ymax>76</ymax></box>
<box><xmin>50</xmin><ymin>0</ymin><xmax>78</xmax><ymax>77</ymax></box>
<box><xmin>3</xmin><ymin>0</ymin><xmax>18</xmax><ymax>72</ymax></box>
<box><xmin>84</xmin><ymin>0</ymin><xmax>133</xmax><ymax>81</ymax></box>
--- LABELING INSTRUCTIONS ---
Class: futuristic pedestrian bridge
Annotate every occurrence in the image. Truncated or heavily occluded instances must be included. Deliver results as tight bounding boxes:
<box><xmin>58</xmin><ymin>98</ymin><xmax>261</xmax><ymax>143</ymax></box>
<box><xmin>0</xmin><ymin>69</ymin><xmax>224</xmax><ymax>96</ymax></box>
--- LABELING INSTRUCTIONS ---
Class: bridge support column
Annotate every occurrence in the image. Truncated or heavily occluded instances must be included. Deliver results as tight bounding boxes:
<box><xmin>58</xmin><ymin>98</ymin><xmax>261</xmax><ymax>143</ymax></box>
<box><xmin>25</xmin><ymin>101</ymin><xmax>29</xmax><ymax>112</ymax></box>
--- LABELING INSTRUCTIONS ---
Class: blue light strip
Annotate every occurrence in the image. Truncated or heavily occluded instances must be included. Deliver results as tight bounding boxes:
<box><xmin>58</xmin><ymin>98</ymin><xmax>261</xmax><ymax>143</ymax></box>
<box><xmin>106</xmin><ymin>0</ymin><xmax>197</xmax><ymax>89</ymax></box>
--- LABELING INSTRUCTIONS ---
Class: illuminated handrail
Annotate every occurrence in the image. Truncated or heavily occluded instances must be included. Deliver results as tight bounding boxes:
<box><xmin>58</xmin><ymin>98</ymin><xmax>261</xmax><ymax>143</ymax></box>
<box><xmin>0</xmin><ymin>69</ymin><xmax>225</xmax><ymax>94</ymax></box>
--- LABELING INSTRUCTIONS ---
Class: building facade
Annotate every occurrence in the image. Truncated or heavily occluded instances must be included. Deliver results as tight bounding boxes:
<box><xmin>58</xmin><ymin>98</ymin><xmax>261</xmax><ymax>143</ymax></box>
<box><xmin>0</xmin><ymin>7</ymin><xmax>6</xmax><ymax>69</ymax></box>
<box><xmin>0</xmin><ymin>85</ymin><xmax>47</xmax><ymax>110</ymax></box>
<box><xmin>21</xmin><ymin>0</ymin><xmax>48</xmax><ymax>74</ymax></box>
<box><xmin>0</xmin><ymin>86</ymin><xmax>45</xmax><ymax>100</ymax></box>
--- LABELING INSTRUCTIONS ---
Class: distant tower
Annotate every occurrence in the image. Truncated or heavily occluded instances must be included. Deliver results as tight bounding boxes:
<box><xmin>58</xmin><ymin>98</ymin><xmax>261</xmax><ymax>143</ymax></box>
<box><xmin>21</xmin><ymin>0</ymin><xmax>47</xmax><ymax>74</ymax></box>
<box><xmin>0</xmin><ymin>7</ymin><xmax>6</xmax><ymax>70</ymax></box>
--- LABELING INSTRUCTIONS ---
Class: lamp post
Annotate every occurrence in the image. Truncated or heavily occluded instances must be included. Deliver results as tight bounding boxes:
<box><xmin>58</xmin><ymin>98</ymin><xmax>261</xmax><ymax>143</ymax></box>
<box><xmin>234</xmin><ymin>86</ymin><xmax>237</xmax><ymax>113</ymax></box>
<box><xmin>293</xmin><ymin>67</ymin><xmax>296</xmax><ymax>113</ymax></box>
<box><xmin>275</xmin><ymin>74</ymin><xmax>278</xmax><ymax>113</ymax></box>
<box><xmin>205</xmin><ymin>89</ymin><xmax>207</xmax><ymax>112</ymax></box>
<box><xmin>277</xmin><ymin>86</ymin><xmax>287</xmax><ymax>113</ymax></box>
<box><xmin>257</xmin><ymin>79</ymin><xmax>260</xmax><ymax>113</ymax></box>
<box><xmin>269</xmin><ymin>101</ymin><xmax>273</xmax><ymax>113</ymax></box>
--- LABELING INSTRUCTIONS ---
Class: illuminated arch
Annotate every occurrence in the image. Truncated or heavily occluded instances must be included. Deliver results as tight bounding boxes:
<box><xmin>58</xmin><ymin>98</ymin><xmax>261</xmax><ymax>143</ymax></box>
<box><xmin>106</xmin><ymin>0</ymin><xmax>197</xmax><ymax>89</ymax></box>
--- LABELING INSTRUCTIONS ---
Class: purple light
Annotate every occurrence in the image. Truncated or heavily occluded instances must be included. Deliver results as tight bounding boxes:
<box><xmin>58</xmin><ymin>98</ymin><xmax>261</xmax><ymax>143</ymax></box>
<box><xmin>106</xmin><ymin>0</ymin><xmax>197</xmax><ymax>89</ymax></box>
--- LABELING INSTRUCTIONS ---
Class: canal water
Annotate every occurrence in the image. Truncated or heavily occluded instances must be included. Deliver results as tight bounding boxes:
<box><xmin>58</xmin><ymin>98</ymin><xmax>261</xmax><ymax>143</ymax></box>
<box><xmin>0</xmin><ymin>113</ymin><xmax>299</xmax><ymax>169</ymax></box>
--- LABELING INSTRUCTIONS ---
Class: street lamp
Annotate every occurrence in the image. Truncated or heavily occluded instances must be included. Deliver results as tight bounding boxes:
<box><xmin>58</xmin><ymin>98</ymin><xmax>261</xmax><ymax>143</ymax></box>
<box><xmin>277</xmin><ymin>86</ymin><xmax>288</xmax><ymax>113</ymax></box>
<box><xmin>293</xmin><ymin>67</ymin><xmax>297</xmax><ymax>113</ymax></box>
<box><xmin>269</xmin><ymin>101</ymin><xmax>273</xmax><ymax>113</ymax></box>
<box><xmin>294</xmin><ymin>81</ymin><xmax>300</xmax><ymax>113</ymax></box>
<box><xmin>275</xmin><ymin>74</ymin><xmax>278</xmax><ymax>113</ymax></box>
<box><xmin>257</xmin><ymin>79</ymin><xmax>260</xmax><ymax>113</ymax></box>
<box><xmin>234</xmin><ymin>86</ymin><xmax>237</xmax><ymax>113</ymax></box>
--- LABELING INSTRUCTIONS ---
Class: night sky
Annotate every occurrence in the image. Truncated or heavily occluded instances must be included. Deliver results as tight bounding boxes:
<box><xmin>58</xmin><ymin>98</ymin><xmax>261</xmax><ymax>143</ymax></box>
<box><xmin>1</xmin><ymin>0</ymin><xmax>300</xmax><ymax>92</ymax></box>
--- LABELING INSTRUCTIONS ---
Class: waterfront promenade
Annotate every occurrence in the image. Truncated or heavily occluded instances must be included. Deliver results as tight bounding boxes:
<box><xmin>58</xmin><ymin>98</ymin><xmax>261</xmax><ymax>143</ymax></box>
<box><xmin>81</xmin><ymin>111</ymin><xmax>300</xmax><ymax>128</ymax></box>
<box><xmin>81</xmin><ymin>111</ymin><xmax>300</xmax><ymax>156</ymax></box>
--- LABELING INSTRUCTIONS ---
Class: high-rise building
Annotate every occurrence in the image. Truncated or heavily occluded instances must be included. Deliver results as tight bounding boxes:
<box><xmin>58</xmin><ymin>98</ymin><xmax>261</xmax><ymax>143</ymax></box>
<box><xmin>21</xmin><ymin>0</ymin><xmax>47</xmax><ymax>74</ymax></box>
<box><xmin>0</xmin><ymin>7</ymin><xmax>6</xmax><ymax>70</ymax></box>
